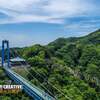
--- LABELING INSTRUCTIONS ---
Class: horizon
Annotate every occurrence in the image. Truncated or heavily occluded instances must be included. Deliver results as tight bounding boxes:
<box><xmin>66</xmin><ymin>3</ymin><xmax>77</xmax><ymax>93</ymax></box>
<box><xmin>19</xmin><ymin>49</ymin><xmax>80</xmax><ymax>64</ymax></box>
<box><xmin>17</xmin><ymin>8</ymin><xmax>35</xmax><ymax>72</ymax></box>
<box><xmin>4</xmin><ymin>29</ymin><xmax>100</xmax><ymax>49</ymax></box>
<box><xmin>0</xmin><ymin>0</ymin><xmax>100</xmax><ymax>47</ymax></box>
<box><xmin>0</xmin><ymin>29</ymin><xmax>98</xmax><ymax>48</ymax></box>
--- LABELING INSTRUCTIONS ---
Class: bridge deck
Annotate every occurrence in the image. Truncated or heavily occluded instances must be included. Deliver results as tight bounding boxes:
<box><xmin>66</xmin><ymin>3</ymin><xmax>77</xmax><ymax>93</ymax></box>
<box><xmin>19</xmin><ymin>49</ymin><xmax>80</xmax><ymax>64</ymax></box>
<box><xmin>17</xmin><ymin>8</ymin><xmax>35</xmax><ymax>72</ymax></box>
<box><xmin>4</xmin><ymin>67</ymin><xmax>55</xmax><ymax>100</ymax></box>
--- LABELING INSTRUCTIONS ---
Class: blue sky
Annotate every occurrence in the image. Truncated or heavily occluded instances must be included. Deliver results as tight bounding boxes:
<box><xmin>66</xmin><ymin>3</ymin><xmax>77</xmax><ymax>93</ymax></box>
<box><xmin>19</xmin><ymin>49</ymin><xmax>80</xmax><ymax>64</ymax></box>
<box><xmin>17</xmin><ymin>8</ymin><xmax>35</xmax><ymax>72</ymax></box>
<box><xmin>0</xmin><ymin>0</ymin><xmax>100</xmax><ymax>47</ymax></box>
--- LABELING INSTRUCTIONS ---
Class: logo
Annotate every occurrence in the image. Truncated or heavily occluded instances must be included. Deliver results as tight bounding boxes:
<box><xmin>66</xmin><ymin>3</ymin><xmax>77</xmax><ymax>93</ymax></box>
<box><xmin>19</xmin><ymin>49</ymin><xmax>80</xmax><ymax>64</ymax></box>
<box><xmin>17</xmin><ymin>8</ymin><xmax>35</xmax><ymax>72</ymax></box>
<box><xmin>0</xmin><ymin>85</ymin><xmax>22</xmax><ymax>94</ymax></box>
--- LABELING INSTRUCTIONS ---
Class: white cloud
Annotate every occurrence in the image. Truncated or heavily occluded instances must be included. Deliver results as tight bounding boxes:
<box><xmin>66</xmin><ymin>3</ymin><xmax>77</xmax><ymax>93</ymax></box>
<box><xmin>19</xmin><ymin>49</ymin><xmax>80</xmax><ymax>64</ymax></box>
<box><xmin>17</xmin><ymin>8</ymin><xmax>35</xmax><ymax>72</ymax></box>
<box><xmin>43</xmin><ymin>0</ymin><xmax>89</xmax><ymax>17</ymax></box>
<box><xmin>63</xmin><ymin>18</ymin><xmax>100</xmax><ymax>37</ymax></box>
<box><xmin>0</xmin><ymin>0</ymin><xmax>99</xmax><ymax>24</ymax></box>
<box><xmin>0</xmin><ymin>0</ymin><xmax>40</xmax><ymax>12</ymax></box>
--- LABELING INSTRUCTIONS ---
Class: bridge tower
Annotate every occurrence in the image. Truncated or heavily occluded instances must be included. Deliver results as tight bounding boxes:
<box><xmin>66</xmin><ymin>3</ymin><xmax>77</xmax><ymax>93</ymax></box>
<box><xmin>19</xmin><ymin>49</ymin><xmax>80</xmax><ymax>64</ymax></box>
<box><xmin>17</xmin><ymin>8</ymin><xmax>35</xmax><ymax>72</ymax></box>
<box><xmin>2</xmin><ymin>40</ymin><xmax>10</xmax><ymax>68</ymax></box>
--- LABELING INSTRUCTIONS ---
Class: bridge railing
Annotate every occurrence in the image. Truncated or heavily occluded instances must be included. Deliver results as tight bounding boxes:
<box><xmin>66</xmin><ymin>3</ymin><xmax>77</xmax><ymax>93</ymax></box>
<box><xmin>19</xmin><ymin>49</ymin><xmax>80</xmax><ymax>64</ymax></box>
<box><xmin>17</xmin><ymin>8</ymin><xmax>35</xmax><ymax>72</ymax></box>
<box><xmin>4</xmin><ymin>66</ymin><xmax>56</xmax><ymax>100</ymax></box>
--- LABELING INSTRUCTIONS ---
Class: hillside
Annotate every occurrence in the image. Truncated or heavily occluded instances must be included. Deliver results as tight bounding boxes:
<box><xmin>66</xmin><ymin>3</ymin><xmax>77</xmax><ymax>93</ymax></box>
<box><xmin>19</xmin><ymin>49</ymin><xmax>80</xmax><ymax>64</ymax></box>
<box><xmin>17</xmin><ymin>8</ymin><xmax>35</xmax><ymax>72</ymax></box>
<box><xmin>16</xmin><ymin>29</ymin><xmax>100</xmax><ymax>100</ymax></box>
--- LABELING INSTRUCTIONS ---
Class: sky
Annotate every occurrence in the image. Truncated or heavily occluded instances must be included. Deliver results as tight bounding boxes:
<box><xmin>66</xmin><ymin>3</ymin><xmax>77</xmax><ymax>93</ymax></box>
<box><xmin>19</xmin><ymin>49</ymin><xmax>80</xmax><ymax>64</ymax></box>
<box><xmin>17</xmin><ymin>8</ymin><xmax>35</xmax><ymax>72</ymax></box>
<box><xmin>0</xmin><ymin>0</ymin><xmax>100</xmax><ymax>47</ymax></box>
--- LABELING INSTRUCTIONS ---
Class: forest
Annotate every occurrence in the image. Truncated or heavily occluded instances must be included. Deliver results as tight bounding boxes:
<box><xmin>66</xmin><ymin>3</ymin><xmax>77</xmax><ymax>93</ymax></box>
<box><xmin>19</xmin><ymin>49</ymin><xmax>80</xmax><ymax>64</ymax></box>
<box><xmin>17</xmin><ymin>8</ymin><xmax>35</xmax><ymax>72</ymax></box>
<box><xmin>0</xmin><ymin>29</ymin><xmax>100</xmax><ymax>100</ymax></box>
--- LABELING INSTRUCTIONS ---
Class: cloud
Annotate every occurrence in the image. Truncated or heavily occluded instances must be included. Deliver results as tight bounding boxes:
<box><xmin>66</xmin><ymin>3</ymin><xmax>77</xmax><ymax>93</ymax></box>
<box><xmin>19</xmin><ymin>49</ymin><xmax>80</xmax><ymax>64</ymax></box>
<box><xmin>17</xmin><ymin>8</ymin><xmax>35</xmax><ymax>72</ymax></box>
<box><xmin>0</xmin><ymin>0</ymin><xmax>99</xmax><ymax>24</ymax></box>
<box><xmin>0</xmin><ymin>0</ymin><xmax>99</xmax><ymax>47</ymax></box>
<box><xmin>43</xmin><ymin>0</ymin><xmax>90</xmax><ymax>17</ymax></box>
<box><xmin>0</xmin><ymin>0</ymin><xmax>39</xmax><ymax>12</ymax></box>
<box><xmin>63</xmin><ymin>18</ymin><xmax>100</xmax><ymax>37</ymax></box>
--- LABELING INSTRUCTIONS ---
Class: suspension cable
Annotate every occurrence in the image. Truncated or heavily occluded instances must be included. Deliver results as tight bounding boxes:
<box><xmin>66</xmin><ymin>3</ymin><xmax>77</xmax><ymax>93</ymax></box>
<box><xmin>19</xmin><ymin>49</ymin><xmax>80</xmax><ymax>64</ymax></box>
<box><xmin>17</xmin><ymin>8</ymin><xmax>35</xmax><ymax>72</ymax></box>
<box><xmin>12</xmin><ymin>48</ymin><xmax>72</xmax><ymax>100</ymax></box>
<box><xmin>10</xmin><ymin>49</ymin><xmax>57</xmax><ymax>99</ymax></box>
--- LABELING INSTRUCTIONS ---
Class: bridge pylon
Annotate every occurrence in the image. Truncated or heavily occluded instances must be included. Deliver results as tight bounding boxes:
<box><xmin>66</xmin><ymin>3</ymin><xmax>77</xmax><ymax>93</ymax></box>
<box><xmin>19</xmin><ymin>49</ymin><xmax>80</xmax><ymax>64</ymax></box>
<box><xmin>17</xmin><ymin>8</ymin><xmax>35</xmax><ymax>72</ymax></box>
<box><xmin>2</xmin><ymin>40</ymin><xmax>10</xmax><ymax>68</ymax></box>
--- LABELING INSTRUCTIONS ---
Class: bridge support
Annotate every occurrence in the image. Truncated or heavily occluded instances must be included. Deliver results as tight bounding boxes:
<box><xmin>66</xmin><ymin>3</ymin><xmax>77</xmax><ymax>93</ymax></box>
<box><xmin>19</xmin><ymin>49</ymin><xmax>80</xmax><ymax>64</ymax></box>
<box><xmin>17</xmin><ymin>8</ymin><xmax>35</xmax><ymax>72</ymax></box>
<box><xmin>2</xmin><ymin>40</ymin><xmax>10</xmax><ymax>68</ymax></box>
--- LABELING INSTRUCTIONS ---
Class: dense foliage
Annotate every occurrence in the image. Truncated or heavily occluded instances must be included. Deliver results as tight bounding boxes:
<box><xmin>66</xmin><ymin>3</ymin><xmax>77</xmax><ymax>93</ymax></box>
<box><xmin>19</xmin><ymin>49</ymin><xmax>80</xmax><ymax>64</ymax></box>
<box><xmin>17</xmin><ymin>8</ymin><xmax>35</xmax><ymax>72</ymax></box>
<box><xmin>19</xmin><ymin>29</ymin><xmax>100</xmax><ymax>100</ymax></box>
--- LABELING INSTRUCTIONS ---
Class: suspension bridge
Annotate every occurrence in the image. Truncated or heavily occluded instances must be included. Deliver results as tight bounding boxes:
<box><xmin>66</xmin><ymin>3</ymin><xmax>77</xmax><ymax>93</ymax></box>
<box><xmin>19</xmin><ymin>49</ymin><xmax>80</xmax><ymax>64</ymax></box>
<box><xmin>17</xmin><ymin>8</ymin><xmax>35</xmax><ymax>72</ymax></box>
<box><xmin>1</xmin><ymin>40</ymin><xmax>56</xmax><ymax>100</ymax></box>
